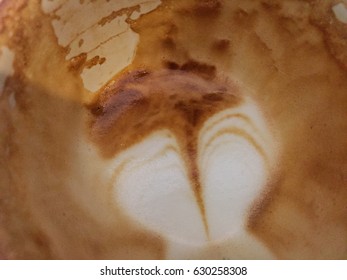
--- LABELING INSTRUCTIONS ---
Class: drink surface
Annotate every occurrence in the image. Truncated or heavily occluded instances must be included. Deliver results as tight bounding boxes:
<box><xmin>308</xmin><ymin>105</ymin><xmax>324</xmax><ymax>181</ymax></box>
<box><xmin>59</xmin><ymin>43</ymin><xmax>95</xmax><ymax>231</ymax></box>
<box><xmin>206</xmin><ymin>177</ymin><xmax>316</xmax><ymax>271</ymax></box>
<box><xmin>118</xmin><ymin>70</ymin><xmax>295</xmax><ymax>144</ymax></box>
<box><xmin>0</xmin><ymin>0</ymin><xmax>347</xmax><ymax>259</ymax></box>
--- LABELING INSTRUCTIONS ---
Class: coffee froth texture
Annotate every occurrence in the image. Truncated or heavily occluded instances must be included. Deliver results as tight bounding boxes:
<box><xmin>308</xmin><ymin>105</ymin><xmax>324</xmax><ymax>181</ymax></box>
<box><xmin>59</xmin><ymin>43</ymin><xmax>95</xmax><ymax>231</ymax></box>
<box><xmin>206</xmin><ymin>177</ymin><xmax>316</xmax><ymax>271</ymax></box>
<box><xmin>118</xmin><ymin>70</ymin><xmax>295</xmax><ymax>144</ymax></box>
<box><xmin>0</xmin><ymin>0</ymin><xmax>347</xmax><ymax>259</ymax></box>
<box><xmin>87</xmin><ymin>69</ymin><xmax>278</xmax><ymax>246</ymax></box>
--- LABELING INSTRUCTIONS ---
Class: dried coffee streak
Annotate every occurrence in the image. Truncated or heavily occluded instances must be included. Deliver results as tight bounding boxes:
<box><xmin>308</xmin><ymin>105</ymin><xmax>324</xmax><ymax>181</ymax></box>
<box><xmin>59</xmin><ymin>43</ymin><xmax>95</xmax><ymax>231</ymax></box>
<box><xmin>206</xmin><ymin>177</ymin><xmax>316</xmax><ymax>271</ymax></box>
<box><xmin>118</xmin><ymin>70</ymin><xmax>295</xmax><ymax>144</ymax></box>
<box><xmin>183</xmin><ymin>127</ymin><xmax>209</xmax><ymax>237</ymax></box>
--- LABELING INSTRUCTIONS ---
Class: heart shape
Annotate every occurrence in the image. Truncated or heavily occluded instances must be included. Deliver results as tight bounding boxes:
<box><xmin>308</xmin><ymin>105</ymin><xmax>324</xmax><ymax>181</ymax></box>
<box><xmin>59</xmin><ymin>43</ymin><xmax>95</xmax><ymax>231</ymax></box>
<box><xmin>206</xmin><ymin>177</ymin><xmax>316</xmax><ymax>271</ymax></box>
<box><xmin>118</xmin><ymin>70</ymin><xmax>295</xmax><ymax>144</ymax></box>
<box><xmin>111</xmin><ymin>102</ymin><xmax>277</xmax><ymax>245</ymax></box>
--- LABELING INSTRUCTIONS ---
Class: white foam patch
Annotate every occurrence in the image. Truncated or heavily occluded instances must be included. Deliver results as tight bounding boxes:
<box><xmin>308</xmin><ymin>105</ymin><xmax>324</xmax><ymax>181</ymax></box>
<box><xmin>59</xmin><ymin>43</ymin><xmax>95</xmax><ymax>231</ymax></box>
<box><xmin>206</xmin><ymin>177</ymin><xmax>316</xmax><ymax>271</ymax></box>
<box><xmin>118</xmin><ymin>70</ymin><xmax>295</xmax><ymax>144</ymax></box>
<box><xmin>41</xmin><ymin>0</ymin><xmax>161</xmax><ymax>92</ymax></box>
<box><xmin>113</xmin><ymin>130</ymin><xmax>207</xmax><ymax>245</ymax></box>
<box><xmin>198</xmin><ymin>105</ymin><xmax>271</xmax><ymax>241</ymax></box>
<box><xmin>197</xmin><ymin>102</ymin><xmax>276</xmax><ymax>242</ymax></box>
<box><xmin>332</xmin><ymin>3</ymin><xmax>347</xmax><ymax>24</ymax></box>
<box><xmin>108</xmin><ymin>100</ymin><xmax>278</xmax><ymax>249</ymax></box>
<box><xmin>201</xmin><ymin>137</ymin><xmax>265</xmax><ymax>240</ymax></box>
<box><xmin>0</xmin><ymin>46</ymin><xmax>15</xmax><ymax>95</ymax></box>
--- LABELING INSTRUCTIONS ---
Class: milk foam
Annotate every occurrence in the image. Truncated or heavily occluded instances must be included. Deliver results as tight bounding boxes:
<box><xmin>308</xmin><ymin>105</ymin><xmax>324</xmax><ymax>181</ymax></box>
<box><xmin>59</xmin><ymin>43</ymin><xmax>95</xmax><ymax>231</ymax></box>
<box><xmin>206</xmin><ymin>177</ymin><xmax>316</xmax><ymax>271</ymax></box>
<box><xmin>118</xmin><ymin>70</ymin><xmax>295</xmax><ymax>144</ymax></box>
<box><xmin>109</xmin><ymin>99</ymin><xmax>278</xmax><ymax>246</ymax></box>
<box><xmin>113</xmin><ymin>130</ymin><xmax>207</xmax><ymax>245</ymax></box>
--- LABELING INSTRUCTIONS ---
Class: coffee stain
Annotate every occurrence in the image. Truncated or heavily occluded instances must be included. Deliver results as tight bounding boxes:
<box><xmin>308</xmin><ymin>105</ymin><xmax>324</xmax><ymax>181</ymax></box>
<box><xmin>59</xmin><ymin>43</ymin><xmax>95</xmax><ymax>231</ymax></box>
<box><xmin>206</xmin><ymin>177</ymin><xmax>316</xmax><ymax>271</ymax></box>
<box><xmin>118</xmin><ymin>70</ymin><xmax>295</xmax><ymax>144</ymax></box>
<box><xmin>98</xmin><ymin>6</ymin><xmax>141</xmax><ymax>27</ymax></box>
<box><xmin>68</xmin><ymin>52</ymin><xmax>87</xmax><ymax>72</ymax></box>
<box><xmin>1</xmin><ymin>0</ymin><xmax>347</xmax><ymax>259</ymax></box>
<box><xmin>0</xmin><ymin>0</ymin><xmax>165</xmax><ymax>259</ymax></box>
<box><xmin>87</xmin><ymin>0</ymin><xmax>347</xmax><ymax>259</ymax></box>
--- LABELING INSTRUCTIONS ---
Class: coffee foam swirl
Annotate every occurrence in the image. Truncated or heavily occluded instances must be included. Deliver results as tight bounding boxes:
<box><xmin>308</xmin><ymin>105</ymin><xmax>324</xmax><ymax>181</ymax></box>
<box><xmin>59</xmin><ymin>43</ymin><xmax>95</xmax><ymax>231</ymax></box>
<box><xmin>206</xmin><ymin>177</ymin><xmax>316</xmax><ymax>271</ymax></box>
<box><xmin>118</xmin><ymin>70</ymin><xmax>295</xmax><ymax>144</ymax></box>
<box><xmin>88</xmin><ymin>69</ymin><xmax>278</xmax><ymax>245</ymax></box>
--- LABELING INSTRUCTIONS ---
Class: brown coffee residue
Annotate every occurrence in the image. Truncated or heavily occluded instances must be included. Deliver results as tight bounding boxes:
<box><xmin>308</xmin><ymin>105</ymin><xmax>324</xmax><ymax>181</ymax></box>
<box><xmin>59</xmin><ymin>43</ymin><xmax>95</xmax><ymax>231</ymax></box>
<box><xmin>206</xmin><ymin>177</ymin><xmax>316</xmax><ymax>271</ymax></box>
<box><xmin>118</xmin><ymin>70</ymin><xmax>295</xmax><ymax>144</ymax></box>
<box><xmin>98</xmin><ymin>6</ymin><xmax>140</xmax><ymax>26</ymax></box>
<box><xmin>88</xmin><ymin>0</ymin><xmax>347</xmax><ymax>258</ymax></box>
<box><xmin>88</xmin><ymin>70</ymin><xmax>239</xmax><ymax>158</ymax></box>
<box><xmin>1</xmin><ymin>0</ymin><xmax>347</xmax><ymax>259</ymax></box>
<box><xmin>0</xmin><ymin>0</ymin><xmax>166</xmax><ymax>259</ymax></box>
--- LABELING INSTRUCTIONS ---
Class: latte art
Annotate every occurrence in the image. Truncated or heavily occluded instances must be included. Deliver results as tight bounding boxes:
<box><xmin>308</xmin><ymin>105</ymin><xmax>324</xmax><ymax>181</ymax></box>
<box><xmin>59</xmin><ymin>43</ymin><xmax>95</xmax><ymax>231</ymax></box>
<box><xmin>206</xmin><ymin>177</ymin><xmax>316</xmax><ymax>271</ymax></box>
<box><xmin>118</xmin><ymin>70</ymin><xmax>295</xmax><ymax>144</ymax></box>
<box><xmin>88</xmin><ymin>69</ymin><xmax>278</xmax><ymax>245</ymax></box>
<box><xmin>197</xmin><ymin>104</ymin><xmax>276</xmax><ymax>241</ymax></box>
